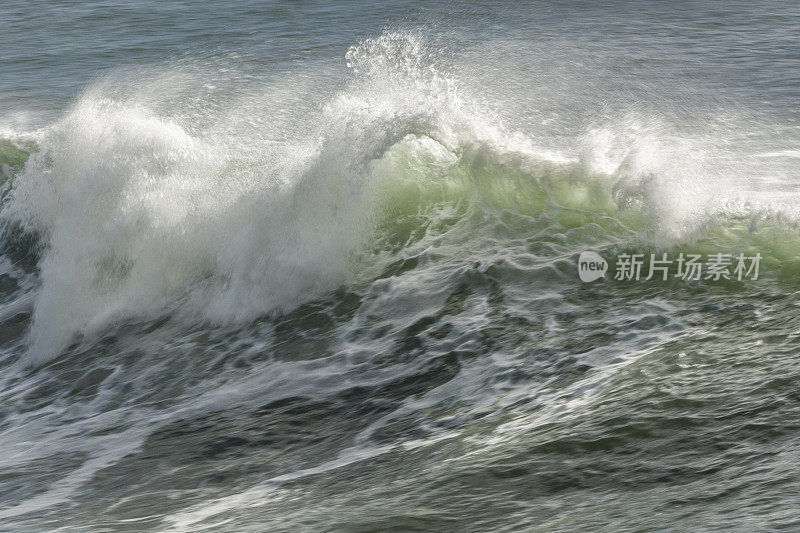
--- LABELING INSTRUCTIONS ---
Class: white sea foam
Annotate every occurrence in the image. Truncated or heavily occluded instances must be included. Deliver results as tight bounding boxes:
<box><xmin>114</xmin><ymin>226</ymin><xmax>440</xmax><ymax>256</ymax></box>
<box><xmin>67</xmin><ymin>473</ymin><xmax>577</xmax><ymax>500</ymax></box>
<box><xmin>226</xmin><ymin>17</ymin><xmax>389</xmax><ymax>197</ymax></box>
<box><xmin>3</xmin><ymin>31</ymin><xmax>796</xmax><ymax>365</ymax></box>
<box><xmin>1</xmin><ymin>33</ymin><xmax>504</xmax><ymax>364</ymax></box>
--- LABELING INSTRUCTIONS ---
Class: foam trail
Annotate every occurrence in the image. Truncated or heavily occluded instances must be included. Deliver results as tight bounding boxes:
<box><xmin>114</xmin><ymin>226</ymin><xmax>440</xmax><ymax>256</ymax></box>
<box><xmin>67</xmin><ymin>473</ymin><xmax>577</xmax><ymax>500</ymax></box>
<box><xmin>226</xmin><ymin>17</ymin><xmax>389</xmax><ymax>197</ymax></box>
<box><xmin>0</xmin><ymin>294</ymin><xmax>34</xmax><ymax>321</ymax></box>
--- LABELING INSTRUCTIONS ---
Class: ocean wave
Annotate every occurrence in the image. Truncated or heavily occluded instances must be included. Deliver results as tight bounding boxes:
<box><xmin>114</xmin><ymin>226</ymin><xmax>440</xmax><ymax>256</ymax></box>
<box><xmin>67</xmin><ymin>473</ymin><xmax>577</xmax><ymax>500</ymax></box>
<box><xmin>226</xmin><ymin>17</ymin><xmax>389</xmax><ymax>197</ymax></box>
<box><xmin>1</xmin><ymin>32</ymin><xmax>799</xmax><ymax>365</ymax></box>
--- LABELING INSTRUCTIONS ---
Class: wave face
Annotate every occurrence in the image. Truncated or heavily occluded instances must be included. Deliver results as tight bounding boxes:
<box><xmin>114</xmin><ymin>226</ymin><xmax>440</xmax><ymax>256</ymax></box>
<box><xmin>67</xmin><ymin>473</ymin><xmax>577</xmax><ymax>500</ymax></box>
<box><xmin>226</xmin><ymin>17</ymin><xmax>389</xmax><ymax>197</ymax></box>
<box><xmin>1</xmin><ymin>3</ymin><xmax>800</xmax><ymax>531</ymax></box>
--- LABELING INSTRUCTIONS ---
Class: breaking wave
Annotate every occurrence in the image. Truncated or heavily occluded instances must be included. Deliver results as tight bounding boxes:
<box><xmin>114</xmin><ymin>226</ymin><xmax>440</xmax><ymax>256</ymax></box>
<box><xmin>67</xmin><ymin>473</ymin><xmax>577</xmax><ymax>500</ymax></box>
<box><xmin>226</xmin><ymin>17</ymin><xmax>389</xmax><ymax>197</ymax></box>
<box><xmin>1</xmin><ymin>31</ymin><xmax>799</xmax><ymax>365</ymax></box>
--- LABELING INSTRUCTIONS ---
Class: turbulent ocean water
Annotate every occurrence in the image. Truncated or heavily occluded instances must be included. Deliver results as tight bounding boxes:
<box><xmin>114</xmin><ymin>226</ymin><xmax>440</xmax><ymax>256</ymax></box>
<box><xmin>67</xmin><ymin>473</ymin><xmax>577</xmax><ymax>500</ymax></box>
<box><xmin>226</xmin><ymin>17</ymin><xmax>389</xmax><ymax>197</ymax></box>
<box><xmin>1</xmin><ymin>1</ymin><xmax>800</xmax><ymax>531</ymax></box>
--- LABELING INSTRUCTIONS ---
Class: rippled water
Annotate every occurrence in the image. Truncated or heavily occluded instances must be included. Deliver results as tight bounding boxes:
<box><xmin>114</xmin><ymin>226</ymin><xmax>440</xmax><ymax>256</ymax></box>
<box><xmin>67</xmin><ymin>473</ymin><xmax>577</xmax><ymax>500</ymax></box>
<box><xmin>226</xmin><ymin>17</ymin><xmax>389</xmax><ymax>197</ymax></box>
<box><xmin>1</xmin><ymin>1</ymin><xmax>799</xmax><ymax>531</ymax></box>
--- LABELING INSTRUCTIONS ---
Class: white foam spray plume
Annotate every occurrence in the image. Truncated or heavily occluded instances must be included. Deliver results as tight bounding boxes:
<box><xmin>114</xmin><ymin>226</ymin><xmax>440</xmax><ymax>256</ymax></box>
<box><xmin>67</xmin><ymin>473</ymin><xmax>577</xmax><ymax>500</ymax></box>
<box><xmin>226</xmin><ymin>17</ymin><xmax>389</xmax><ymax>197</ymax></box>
<box><xmin>1</xmin><ymin>31</ymin><xmax>787</xmax><ymax>365</ymax></box>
